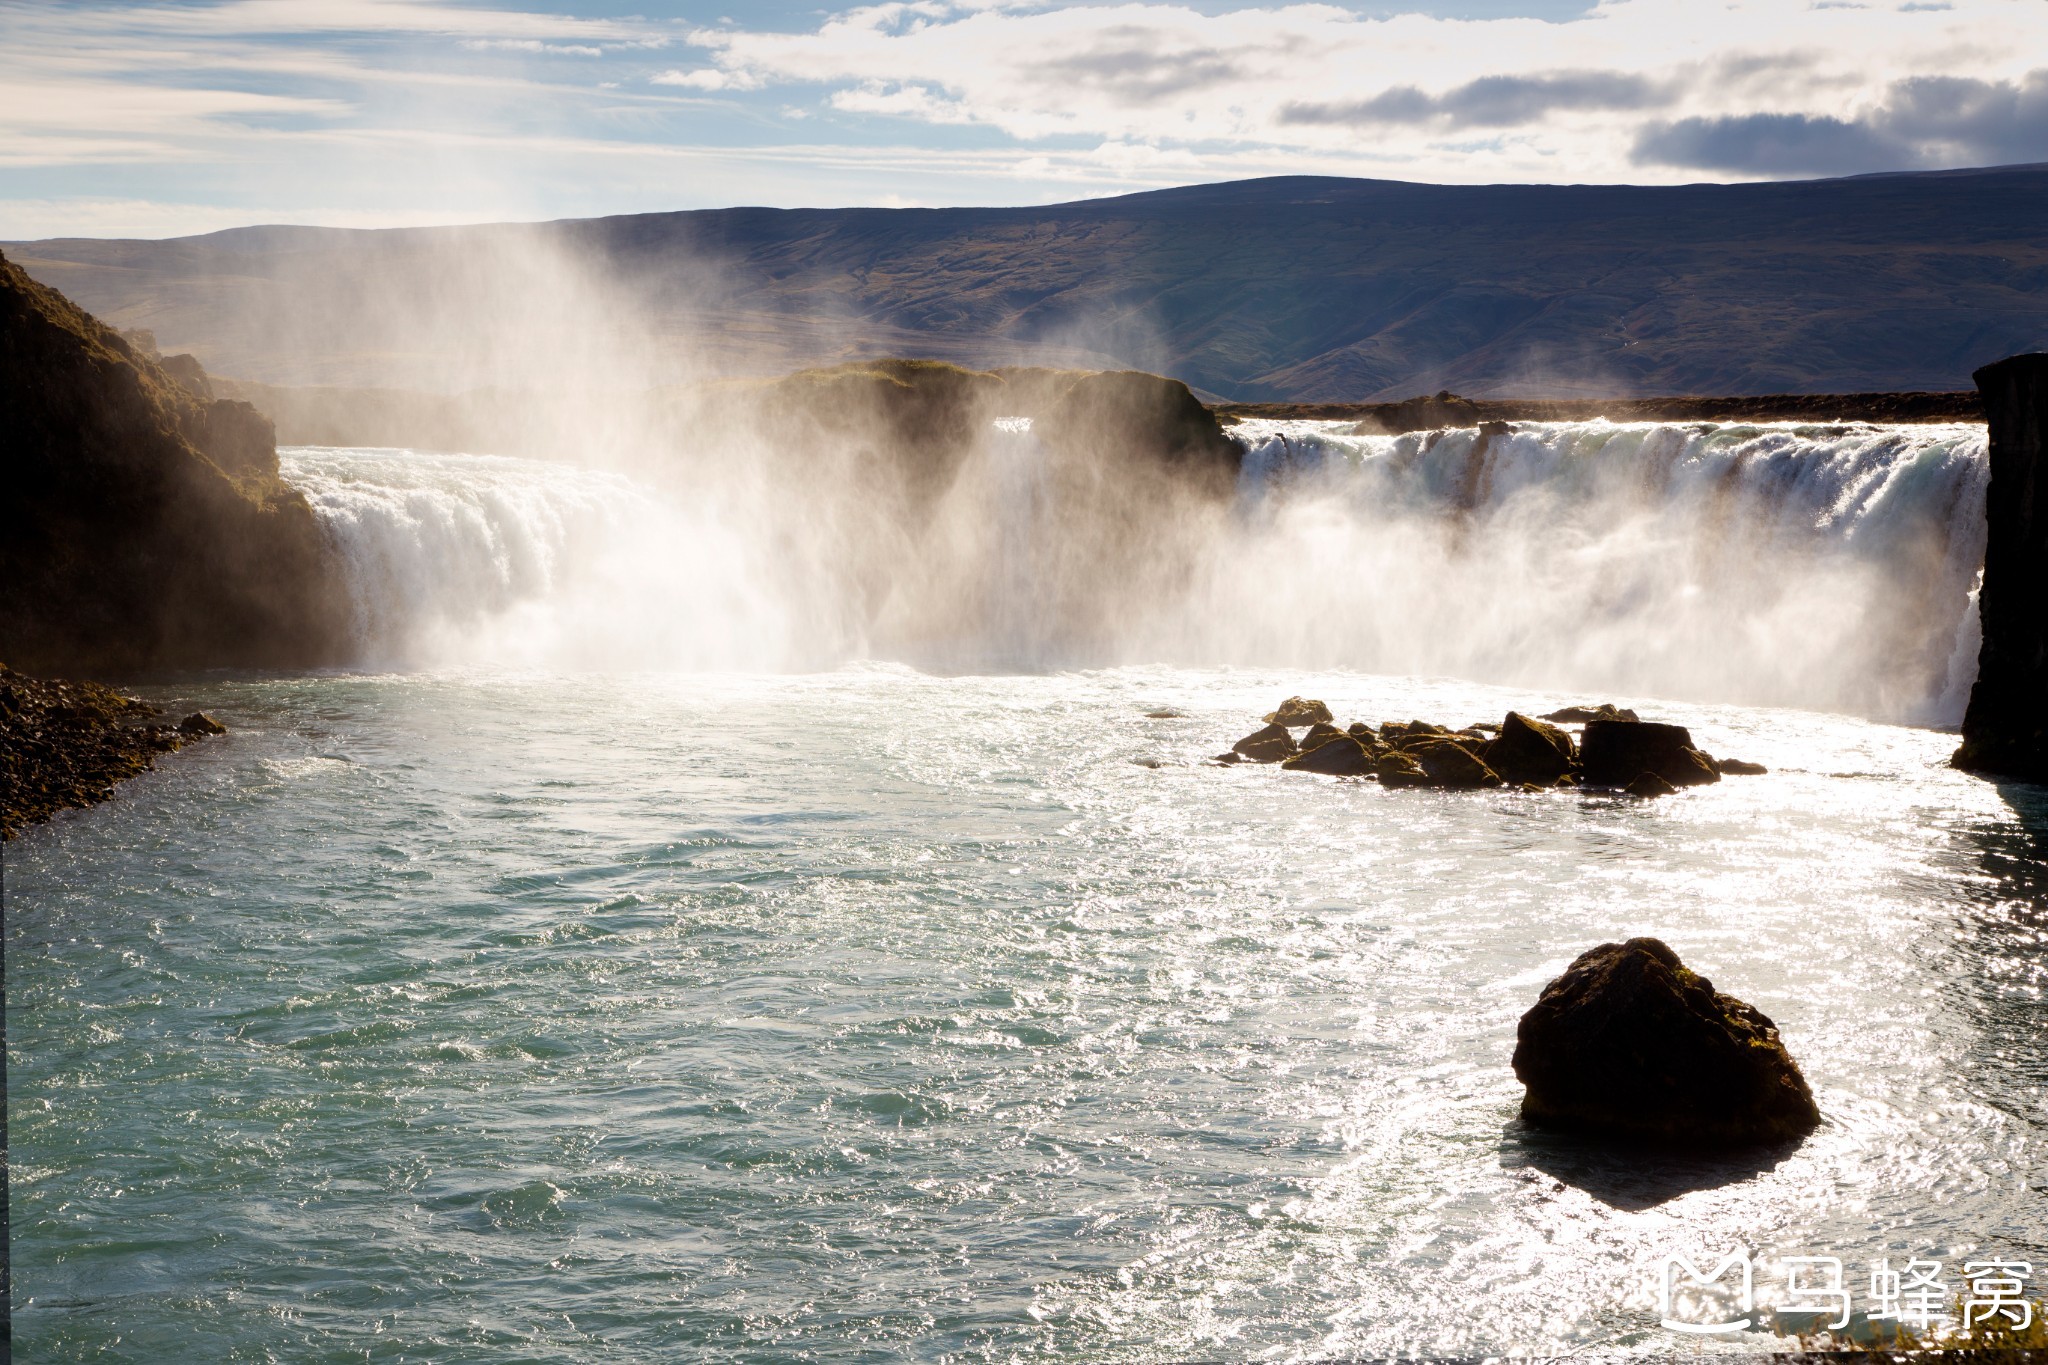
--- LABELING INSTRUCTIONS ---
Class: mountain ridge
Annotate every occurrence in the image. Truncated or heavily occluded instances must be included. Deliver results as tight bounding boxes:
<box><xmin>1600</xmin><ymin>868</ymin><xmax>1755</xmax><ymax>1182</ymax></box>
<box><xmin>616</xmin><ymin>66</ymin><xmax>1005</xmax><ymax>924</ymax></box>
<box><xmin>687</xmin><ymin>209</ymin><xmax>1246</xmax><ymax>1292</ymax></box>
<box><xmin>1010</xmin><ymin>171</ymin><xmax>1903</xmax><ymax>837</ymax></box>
<box><xmin>10</xmin><ymin>164</ymin><xmax>2047</xmax><ymax>402</ymax></box>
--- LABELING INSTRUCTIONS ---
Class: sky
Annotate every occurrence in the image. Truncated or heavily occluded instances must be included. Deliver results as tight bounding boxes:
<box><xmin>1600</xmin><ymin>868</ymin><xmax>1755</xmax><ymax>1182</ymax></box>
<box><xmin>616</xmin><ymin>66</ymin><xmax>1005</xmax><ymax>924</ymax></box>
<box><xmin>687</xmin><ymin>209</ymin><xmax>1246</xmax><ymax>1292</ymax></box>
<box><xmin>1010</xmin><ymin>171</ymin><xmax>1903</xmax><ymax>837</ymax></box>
<box><xmin>1</xmin><ymin>0</ymin><xmax>2044</xmax><ymax>238</ymax></box>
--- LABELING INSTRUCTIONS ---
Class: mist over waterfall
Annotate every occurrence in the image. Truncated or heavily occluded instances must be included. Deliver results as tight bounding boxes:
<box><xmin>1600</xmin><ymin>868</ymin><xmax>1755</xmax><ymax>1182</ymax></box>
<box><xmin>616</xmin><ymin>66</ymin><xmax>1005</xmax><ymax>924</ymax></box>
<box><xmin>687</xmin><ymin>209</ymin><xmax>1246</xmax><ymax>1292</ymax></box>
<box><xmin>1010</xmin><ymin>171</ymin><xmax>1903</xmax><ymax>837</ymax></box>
<box><xmin>282</xmin><ymin>417</ymin><xmax>1988</xmax><ymax>724</ymax></box>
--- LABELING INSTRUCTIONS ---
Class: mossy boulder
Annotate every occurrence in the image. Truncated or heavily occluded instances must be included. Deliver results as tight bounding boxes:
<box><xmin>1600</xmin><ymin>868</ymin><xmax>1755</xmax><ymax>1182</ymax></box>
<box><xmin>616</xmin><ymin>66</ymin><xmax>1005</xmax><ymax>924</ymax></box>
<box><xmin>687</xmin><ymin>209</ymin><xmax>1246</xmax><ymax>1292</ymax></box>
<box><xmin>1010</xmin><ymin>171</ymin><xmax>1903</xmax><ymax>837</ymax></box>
<box><xmin>1231</xmin><ymin>723</ymin><xmax>1298</xmax><ymax>763</ymax></box>
<box><xmin>1485</xmin><ymin>711</ymin><xmax>1576</xmax><ymax>785</ymax></box>
<box><xmin>1716</xmin><ymin>757</ymin><xmax>1768</xmax><ymax>775</ymax></box>
<box><xmin>1512</xmin><ymin>937</ymin><xmax>1820</xmax><ymax>1147</ymax></box>
<box><xmin>1579</xmin><ymin>719</ymin><xmax>1719</xmax><ymax>790</ymax></box>
<box><xmin>1410</xmin><ymin>737</ymin><xmax>1503</xmax><ymax>788</ymax></box>
<box><xmin>1541</xmin><ymin>703</ymin><xmax>1640</xmax><ymax>724</ymax></box>
<box><xmin>1376</xmin><ymin>750</ymin><xmax>1428</xmax><ymax>787</ymax></box>
<box><xmin>1298</xmin><ymin>721</ymin><xmax>1344</xmax><ymax>752</ymax></box>
<box><xmin>1281</xmin><ymin>733</ymin><xmax>1374</xmax><ymax>775</ymax></box>
<box><xmin>1265</xmin><ymin>696</ymin><xmax>1333</xmax><ymax>727</ymax></box>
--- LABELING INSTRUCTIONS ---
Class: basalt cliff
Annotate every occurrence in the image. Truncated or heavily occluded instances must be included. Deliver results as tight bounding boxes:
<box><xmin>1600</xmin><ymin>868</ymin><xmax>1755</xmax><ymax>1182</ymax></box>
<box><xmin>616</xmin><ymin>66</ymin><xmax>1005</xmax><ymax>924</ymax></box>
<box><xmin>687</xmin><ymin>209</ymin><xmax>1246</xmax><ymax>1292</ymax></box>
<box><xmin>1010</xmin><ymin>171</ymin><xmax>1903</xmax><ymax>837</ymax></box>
<box><xmin>1954</xmin><ymin>353</ymin><xmax>2048</xmax><ymax>782</ymax></box>
<box><xmin>0</xmin><ymin>249</ymin><xmax>350</xmax><ymax>674</ymax></box>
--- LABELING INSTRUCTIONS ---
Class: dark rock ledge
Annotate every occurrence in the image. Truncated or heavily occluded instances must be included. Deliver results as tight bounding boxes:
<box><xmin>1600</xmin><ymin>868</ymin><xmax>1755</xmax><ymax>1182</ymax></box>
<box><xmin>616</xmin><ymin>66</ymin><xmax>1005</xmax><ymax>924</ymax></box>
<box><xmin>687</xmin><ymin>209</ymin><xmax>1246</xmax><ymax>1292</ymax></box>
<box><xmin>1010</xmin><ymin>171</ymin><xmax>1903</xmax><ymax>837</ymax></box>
<box><xmin>0</xmin><ymin>664</ymin><xmax>223</xmax><ymax>839</ymax></box>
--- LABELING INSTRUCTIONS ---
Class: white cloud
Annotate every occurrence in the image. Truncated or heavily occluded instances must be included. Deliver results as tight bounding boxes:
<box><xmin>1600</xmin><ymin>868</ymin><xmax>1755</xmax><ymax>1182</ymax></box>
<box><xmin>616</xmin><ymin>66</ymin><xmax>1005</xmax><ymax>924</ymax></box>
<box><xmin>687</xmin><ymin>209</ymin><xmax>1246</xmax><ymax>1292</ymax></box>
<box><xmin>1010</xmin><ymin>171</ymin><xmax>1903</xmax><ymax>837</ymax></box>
<box><xmin>651</xmin><ymin>67</ymin><xmax>765</xmax><ymax>91</ymax></box>
<box><xmin>2</xmin><ymin>0</ymin><xmax>2043</xmax><ymax>237</ymax></box>
<box><xmin>683</xmin><ymin>0</ymin><xmax>2048</xmax><ymax>179</ymax></box>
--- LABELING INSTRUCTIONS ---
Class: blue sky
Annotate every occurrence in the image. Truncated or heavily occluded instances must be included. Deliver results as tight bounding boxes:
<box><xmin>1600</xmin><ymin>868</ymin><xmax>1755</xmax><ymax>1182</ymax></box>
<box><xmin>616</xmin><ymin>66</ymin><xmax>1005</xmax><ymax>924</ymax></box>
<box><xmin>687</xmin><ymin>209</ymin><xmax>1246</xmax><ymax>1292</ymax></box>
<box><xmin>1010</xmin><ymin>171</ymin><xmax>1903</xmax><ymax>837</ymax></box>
<box><xmin>2</xmin><ymin>0</ymin><xmax>2042</xmax><ymax>238</ymax></box>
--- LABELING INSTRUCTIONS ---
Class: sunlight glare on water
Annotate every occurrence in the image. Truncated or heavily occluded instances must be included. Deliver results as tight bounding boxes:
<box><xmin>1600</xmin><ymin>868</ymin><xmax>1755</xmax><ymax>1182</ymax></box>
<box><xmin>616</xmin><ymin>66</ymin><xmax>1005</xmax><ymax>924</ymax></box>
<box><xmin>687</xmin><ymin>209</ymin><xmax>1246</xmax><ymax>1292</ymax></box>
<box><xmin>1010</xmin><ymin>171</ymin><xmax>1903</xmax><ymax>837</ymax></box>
<box><xmin>10</xmin><ymin>666</ymin><xmax>2046</xmax><ymax>1360</ymax></box>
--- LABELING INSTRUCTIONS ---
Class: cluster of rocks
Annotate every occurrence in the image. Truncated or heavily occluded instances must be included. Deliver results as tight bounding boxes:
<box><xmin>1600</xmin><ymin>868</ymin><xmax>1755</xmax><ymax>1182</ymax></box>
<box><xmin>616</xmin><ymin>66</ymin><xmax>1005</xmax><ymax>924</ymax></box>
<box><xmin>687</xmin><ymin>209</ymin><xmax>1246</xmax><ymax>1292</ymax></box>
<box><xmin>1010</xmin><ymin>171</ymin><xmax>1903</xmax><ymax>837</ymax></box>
<box><xmin>1213</xmin><ymin>697</ymin><xmax>1765</xmax><ymax>797</ymax></box>
<box><xmin>0</xmin><ymin>664</ymin><xmax>223</xmax><ymax>839</ymax></box>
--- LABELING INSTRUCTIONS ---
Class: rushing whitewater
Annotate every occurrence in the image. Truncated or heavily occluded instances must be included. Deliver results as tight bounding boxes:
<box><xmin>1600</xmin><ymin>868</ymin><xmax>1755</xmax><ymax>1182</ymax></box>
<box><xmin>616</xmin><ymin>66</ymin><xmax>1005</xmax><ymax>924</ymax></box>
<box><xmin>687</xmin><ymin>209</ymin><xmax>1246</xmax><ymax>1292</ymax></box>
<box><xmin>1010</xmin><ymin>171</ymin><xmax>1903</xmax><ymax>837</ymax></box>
<box><xmin>282</xmin><ymin>417</ymin><xmax>1988</xmax><ymax>723</ymax></box>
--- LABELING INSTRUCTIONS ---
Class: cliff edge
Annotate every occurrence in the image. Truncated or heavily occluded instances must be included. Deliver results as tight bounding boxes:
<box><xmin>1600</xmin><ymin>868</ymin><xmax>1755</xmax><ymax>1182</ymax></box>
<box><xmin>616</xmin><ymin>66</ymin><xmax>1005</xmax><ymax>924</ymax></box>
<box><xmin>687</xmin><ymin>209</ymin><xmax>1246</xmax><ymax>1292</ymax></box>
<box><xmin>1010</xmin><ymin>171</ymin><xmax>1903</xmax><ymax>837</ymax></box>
<box><xmin>0</xmin><ymin>249</ymin><xmax>349</xmax><ymax>674</ymax></box>
<box><xmin>1953</xmin><ymin>353</ymin><xmax>2048</xmax><ymax>781</ymax></box>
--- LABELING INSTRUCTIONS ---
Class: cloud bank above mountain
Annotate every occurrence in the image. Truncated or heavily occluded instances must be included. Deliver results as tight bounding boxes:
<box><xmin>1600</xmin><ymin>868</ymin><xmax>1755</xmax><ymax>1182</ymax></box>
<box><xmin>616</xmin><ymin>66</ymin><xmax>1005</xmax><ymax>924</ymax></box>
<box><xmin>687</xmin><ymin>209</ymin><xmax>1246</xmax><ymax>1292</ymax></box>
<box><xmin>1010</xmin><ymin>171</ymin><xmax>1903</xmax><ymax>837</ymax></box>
<box><xmin>2</xmin><ymin>0</ymin><xmax>2043</xmax><ymax>236</ymax></box>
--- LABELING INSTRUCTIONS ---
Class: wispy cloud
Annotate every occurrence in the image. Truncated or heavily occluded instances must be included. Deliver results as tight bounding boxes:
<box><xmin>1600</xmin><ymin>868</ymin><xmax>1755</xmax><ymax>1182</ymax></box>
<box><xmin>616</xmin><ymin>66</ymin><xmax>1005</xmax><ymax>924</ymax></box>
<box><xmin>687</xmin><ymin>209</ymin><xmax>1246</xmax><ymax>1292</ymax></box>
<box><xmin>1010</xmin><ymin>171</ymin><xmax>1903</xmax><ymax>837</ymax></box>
<box><xmin>2</xmin><ymin>0</ymin><xmax>2043</xmax><ymax>237</ymax></box>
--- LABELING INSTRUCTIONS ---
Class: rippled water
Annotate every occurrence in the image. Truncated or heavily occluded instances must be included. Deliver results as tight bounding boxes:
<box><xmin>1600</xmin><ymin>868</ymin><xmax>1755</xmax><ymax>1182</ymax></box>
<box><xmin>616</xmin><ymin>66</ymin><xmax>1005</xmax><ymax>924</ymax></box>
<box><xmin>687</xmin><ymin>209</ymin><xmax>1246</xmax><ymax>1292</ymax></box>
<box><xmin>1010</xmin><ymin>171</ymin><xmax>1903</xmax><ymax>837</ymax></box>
<box><xmin>11</xmin><ymin>666</ymin><xmax>2047</xmax><ymax>1360</ymax></box>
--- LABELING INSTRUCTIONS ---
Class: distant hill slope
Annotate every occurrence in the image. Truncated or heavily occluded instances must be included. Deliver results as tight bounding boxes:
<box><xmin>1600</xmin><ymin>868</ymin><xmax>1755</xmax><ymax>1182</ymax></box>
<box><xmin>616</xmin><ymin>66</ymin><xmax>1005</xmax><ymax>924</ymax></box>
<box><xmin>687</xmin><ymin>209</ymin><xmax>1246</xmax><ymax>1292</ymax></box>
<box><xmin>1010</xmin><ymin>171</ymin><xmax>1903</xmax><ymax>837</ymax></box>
<box><xmin>10</xmin><ymin>165</ymin><xmax>2047</xmax><ymax>401</ymax></box>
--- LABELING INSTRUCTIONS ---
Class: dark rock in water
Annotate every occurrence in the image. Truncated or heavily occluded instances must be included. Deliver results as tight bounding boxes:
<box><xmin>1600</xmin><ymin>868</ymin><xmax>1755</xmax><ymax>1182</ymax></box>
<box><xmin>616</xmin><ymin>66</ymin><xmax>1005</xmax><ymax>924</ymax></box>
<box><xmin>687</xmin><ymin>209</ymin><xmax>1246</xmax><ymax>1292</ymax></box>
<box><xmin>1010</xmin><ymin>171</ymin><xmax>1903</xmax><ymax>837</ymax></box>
<box><xmin>1232</xmin><ymin>723</ymin><xmax>1298</xmax><ymax>763</ymax></box>
<box><xmin>1299</xmin><ymin>721</ymin><xmax>1344</xmax><ymax>752</ymax></box>
<box><xmin>1486</xmin><ymin>711</ymin><xmax>1577</xmax><ymax>785</ymax></box>
<box><xmin>178</xmin><ymin>711</ymin><xmax>226</xmax><ymax>736</ymax></box>
<box><xmin>1541</xmin><ymin>703</ymin><xmax>1641</xmax><ymax>724</ymax></box>
<box><xmin>1382</xmin><ymin>719</ymin><xmax>1450</xmax><ymax>742</ymax></box>
<box><xmin>1954</xmin><ymin>353</ymin><xmax>2048</xmax><ymax>781</ymax></box>
<box><xmin>1</xmin><ymin>664</ymin><xmax>213</xmax><ymax>838</ymax></box>
<box><xmin>1144</xmin><ymin>708</ymin><xmax>1186</xmax><ymax>719</ymax></box>
<box><xmin>1210</xmin><ymin>751</ymin><xmax>1243</xmax><ymax>765</ymax></box>
<box><xmin>1376</xmin><ymin>750</ymin><xmax>1428</xmax><ymax>787</ymax></box>
<box><xmin>1346</xmin><ymin>721</ymin><xmax>1379</xmax><ymax>742</ymax></box>
<box><xmin>1512</xmin><ymin>937</ymin><xmax>1820</xmax><ymax>1147</ymax></box>
<box><xmin>1625</xmin><ymin>772</ymin><xmax>1679</xmax><ymax>798</ymax></box>
<box><xmin>1281</xmin><ymin>734</ymin><xmax>1374</xmax><ymax>775</ymax></box>
<box><xmin>1264</xmin><ymin>696</ymin><xmax>1333</xmax><ymax>727</ymax></box>
<box><xmin>1716</xmin><ymin>757</ymin><xmax>1768</xmax><ymax>775</ymax></box>
<box><xmin>1579</xmin><ymin>720</ymin><xmax>1719</xmax><ymax>789</ymax></box>
<box><xmin>1409</xmin><ymin>738</ymin><xmax>1504</xmax><ymax>788</ymax></box>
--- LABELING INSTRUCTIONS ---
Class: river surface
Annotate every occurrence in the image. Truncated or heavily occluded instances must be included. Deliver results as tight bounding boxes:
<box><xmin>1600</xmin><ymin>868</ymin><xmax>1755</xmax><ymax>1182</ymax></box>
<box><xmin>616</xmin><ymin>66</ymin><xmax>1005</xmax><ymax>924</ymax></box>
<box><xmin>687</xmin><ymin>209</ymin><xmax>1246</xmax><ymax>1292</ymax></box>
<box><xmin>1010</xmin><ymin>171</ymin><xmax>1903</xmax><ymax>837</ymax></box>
<box><xmin>10</xmin><ymin>665</ymin><xmax>2047</xmax><ymax>1361</ymax></box>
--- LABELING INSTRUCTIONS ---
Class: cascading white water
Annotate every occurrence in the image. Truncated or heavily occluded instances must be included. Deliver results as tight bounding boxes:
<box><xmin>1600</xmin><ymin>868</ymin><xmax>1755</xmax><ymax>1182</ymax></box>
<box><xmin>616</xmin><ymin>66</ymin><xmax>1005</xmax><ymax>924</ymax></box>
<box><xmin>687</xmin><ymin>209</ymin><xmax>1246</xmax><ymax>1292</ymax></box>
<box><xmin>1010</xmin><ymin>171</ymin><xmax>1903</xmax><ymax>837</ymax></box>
<box><xmin>281</xmin><ymin>418</ymin><xmax>1989</xmax><ymax>724</ymax></box>
<box><xmin>1199</xmin><ymin>419</ymin><xmax>1989</xmax><ymax>723</ymax></box>
<box><xmin>282</xmin><ymin>447</ymin><xmax>805</xmax><ymax>670</ymax></box>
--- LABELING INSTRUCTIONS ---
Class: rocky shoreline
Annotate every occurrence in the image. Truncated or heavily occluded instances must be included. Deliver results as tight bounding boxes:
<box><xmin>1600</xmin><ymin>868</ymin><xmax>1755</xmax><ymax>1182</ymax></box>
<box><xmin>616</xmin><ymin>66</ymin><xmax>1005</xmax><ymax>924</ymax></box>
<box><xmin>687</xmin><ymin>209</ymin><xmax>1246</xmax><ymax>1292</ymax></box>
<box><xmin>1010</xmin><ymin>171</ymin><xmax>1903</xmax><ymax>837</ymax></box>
<box><xmin>1210</xmin><ymin>696</ymin><xmax>1763</xmax><ymax>796</ymax></box>
<box><xmin>0</xmin><ymin>665</ymin><xmax>223</xmax><ymax>839</ymax></box>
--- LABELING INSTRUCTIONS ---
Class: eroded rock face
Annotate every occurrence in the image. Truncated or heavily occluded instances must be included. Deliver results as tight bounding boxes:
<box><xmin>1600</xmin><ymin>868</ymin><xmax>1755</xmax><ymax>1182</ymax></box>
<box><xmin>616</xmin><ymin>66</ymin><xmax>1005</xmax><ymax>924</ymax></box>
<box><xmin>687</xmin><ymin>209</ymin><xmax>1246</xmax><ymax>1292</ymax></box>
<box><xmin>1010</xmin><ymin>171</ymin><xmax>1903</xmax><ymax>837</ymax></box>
<box><xmin>1954</xmin><ymin>353</ymin><xmax>2048</xmax><ymax>781</ymax></box>
<box><xmin>0</xmin><ymin>250</ymin><xmax>349</xmax><ymax>674</ymax></box>
<box><xmin>1579</xmin><ymin>720</ymin><xmax>1719</xmax><ymax>790</ymax></box>
<box><xmin>1512</xmin><ymin>937</ymin><xmax>1820</xmax><ymax>1147</ymax></box>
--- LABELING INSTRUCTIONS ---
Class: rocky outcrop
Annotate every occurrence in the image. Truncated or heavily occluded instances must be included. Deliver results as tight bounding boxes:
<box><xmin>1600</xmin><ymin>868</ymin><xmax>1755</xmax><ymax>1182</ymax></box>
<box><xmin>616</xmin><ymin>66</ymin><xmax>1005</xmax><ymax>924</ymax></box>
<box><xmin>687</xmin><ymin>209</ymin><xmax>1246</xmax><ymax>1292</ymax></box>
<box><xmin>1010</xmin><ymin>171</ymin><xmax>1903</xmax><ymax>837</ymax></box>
<box><xmin>1578</xmin><ymin>720</ymin><xmax>1719</xmax><ymax>790</ymax></box>
<box><xmin>1486</xmin><ymin>712</ymin><xmax>1576</xmax><ymax>785</ymax></box>
<box><xmin>1512</xmin><ymin>937</ymin><xmax>1820</xmax><ymax>1147</ymax></box>
<box><xmin>1541</xmin><ymin>703</ymin><xmax>1640</xmax><ymax>724</ymax></box>
<box><xmin>1215</xmin><ymin>697</ymin><xmax>1760</xmax><ymax>799</ymax></box>
<box><xmin>1953</xmin><ymin>353</ymin><xmax>2048</xmax><ymax>781</ymax></box>
<box><xmin>1282</xmin><ymin>733</ymin><xmax>1375</xmax><ymax>775</ymax></box>
<box><xmin>0</xmin><ymin>250</ymin><xmax>349</xmax><ymax>674</ymax></box>
<box><xmin>0</xmin><ymin>664</ymin><xmax>223</xmax><ymax>838</ymax></box>
<box><xmin>1231</xmin><ymin>723</ymin><xmax>1298</xmax><ymax>763</ymax></box>
<box><xmin>1266</xmin><ymin>696</ymin><xmax>1333</xmax><ymax>726</ymax></box>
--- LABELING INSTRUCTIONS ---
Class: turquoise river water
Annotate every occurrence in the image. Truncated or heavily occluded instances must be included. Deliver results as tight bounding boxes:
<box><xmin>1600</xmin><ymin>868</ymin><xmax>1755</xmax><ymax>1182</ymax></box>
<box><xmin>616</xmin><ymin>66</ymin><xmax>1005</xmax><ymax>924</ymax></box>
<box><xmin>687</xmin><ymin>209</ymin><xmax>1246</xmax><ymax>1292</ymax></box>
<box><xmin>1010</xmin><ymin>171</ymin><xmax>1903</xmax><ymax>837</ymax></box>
<box><xmin>9</xmin><ymin>667</ymin><xmax>2047</xmax><ymax>1360</ymax></box>
<box><xmin>8</xmin><ymin>427</ymin><xmax>2045</xmax><ymax>1360</ymax></box>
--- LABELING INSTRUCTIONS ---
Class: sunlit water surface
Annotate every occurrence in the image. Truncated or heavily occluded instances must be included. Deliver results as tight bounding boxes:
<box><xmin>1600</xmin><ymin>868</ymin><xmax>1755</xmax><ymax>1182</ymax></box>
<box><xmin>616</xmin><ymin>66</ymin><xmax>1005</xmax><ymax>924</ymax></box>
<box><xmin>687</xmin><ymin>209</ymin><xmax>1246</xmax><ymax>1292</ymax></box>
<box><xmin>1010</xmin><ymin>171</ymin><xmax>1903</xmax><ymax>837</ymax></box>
<box><xmin>9</xmin><ymin>667</ymin><xmax>2047</xmax><ymax>1361</ymax></box>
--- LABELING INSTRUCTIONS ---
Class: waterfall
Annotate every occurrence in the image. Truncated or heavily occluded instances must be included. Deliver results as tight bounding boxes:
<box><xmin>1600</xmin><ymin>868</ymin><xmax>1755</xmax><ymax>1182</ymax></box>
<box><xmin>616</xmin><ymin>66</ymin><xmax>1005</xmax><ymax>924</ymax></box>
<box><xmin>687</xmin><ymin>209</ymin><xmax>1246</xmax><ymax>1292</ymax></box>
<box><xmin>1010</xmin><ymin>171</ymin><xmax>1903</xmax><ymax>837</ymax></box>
<box><xmin>281</xmin><ymin>418</ymin><xmax>1989</xmax><ymax>724</ymax></box>
<box><xmin>984</xmin><ymin>417</ymin><xmax>1051</xmax><ymax>667</ymax></box>
<box><xmin>282</xmin><ymin>447</ymin><xmax>801</xmax><ymax>670</ymax></box>
<box><xmin>1206</xmin><ymin>419</ymin><xmax>1989</xmax><ymax>723</ymax></box>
